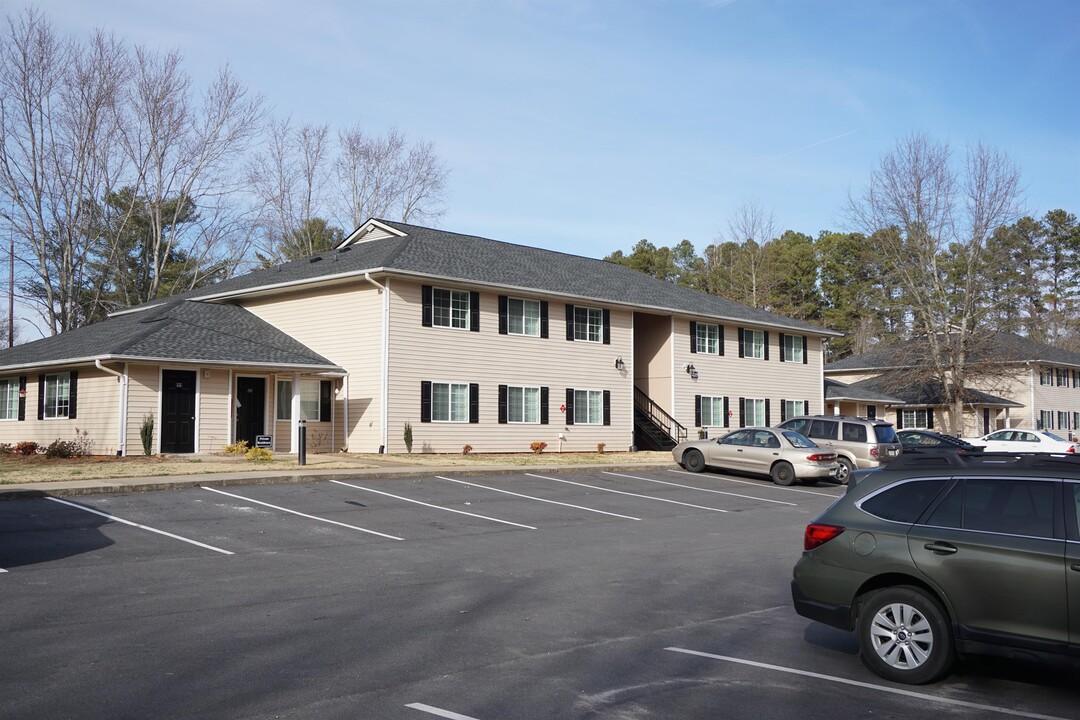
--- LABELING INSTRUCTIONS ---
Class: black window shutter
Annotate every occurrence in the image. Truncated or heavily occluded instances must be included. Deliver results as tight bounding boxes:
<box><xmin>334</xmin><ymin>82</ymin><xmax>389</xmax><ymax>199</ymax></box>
<box><xmin>565</xmin><ymin>304</ymin><xmax>575</xmax><ymax>341</ymax></box>
<box><xmin>470</xmin><ymin>292</ymin><xmax>480</xmax><ymax>332</ymax></box>
<box><xmin>602</xmin><ymin>309</ymin><xmax>611</xmax><ymax>345</ymax></box>
<box><xmin>67</xmin><ymin>371</ymin><xmax>77</xmax><ymax>419</ymax></box>
<box><xmin>805</xmin><ymin>400</ymin><xmax>810</xmax><ymax>415</ymax></box>
<box><xmin>540</xmin><ymin>387</ymin><xmax>549</xmax><ymax>424</ymax></box>
<box><xmin>802</xmin><ymin>336</ymin><xmax>808</xmax><ymax>364</ymax></box>
<box><xmin>540</xmin><ymin>301</ymin><xmax>549</xmax><ymax>338</ymax></box>
<box><xmin>738</xmin><ymin>328</ymin><xmax>745</xmax><ymax>358</ymax></box>
<box><xmin>498</xmin><ymin>296</ymin><xmax>508</xmax><ymax>335</ymax></box>
<box><xmin>319</xmin><ymin>381</ymin><xmax>332</xmax><ymax>422</ymax></box>
<box><xmin>739</xmin><ymin>397</ymin><xmax>746</xmax><ymax>428</ymax></box>
<box><xmin>779</xmin><ymin>334</ymin><xmax>786</xmax><ymax>362</ymax></box>
<box><xmin>689</xmin><ymin>321</ymin><xmax>698</xmax><ymax>354</ymax></box>
<box><xmin>780</xmin><ymin>399</ymin><xmax>787</xmax><ymax>422</ymax></box>
<box><xmin>565</xmin><ymin>388</ymin><xmax>575</xmax><ymax>425</ymax></box>
<box><xmin>602</xmin><ymin>390</ymin><xmax>611</xmax><ymax>426</ymax></box>
<box><xmin>37</xmin><ymin>375</ymin><xmax>44</xmax><ymax>420</ymax></box>
<box><xmin>927</xmin><ymin>411</ymin><xmax>934</xmax><ymax>429</ymax></box>
<box><xmin>420</xmin><ymin>381</ymin><xmax>432</xmax><ymax>422</ymax></box>
<box><xmin>498</xmin><ymin>384</ymin><xmax>508</xmax><ymax>424</ymax></box>
<box><xmin>764</xmin><ymin>399</ymin><xmax>770</xmax><ymax>427</ymax></box>
<box><xmin>421</xmin><ymin>285</ymin><xmax>433</xmax><ymax>327</ymax></box>
<box><xmin>695</xmin><ymin>395</ymin><xmax>701</xmax><ymax>426</ymax></box>
<box><xmin>723</xmin><ymin>397</ymin><xmax>730</xmax><ymax>427</ymax></box>
<box><xmin>895</xmin><ymin>409</ymin><xmax>903</xmax><ymax>430</ymax></box>
<box><xmin>718</xmin><ymin>326</ymin><xmax>725</xmax><ymax>356</ymax></box>
<box><xmin>763</xmin><ymin>332</ymin><xmax>770</xmax><ymax>361</ymax></box>
<box><xmin>17</xmin><ymin>376</ymin><xmax>26</xmax><ymax>421</ymax></box>
<box><xmin>469</xmin><ymin>383</ymin><xmax>479</xmax><ymax>423</ymax></box>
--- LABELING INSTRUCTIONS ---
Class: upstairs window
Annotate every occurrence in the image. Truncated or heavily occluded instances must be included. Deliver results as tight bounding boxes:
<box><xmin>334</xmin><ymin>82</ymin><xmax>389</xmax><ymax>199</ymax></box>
<box><xmin>1040</xmin><ymin>368</ymin><xmax>1053</xmax><ymax>385</ymax></box>
<box><xmin>434</xmin><ymin>288</ymin><xmax>470</xmax><ymax>329</ymax></box>
<box><xmin>508</xmin><ymin>298</ymin><xmax>541</xmax><ymax>336</ymax></box>
<box><xmin>781</xmin><ymin>334</ymin><xmax>806</xmax><ymax>363</ymax></box>
<box><xmin>739</xmin><ymin>329</ymin><xmax>768</xmax><ymax>360</ymax></box>
<box><xmin>1058</xmin><ymin>368</ymin><xmax>1070</xmax><ymax>387</ymax></box>
<box><xmin>695</xmin><ymin>323</ymin><xmax>720</xmax><ymax>355</ymax></box>
<box><xmin>574</xmin><ymin>307</ymin><xmax>603</xmax><ymax>343</ymax></box>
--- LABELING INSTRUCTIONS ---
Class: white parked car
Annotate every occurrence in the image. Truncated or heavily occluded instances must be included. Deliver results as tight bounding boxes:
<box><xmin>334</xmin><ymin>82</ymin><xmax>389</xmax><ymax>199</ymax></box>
<box><xmin>976</xmin><ymin>429</ymin><xmax>1079</xmax><ymax>454</ymax></box>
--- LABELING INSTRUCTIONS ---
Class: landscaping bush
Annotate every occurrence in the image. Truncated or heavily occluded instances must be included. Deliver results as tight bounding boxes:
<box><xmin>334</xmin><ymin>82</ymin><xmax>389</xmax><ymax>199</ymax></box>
<box><xmin>15</xmin><ymin>441</ymin><xmax>38</xmax><ymax>456</ymax></box>
<box><xmin>530</xmin><ymin>441</ymin><xmax>547</xmax><ymax>454</ymax></box>
<box><xmin>72</xmin><ymin>428</ymin><xmax>95</xmax><ymax>456</ymax></box>
<box><xmin>462</xmin><ymin>444</ymin><xmax>473</xmax><ymax>455</ymax></box>
<box><xmin>0</xmin><ymin>443</ymin><xmax>12</xmax><ymax>455</ymax></box>
<box><xmin>245</xmin><ymin>447</ymin><xmax>273</xmax><ymax>462</ymax></box>
<box><xmin>44</xmin><ymin>439</ymin><xmax>78</xmax><ymax>458</ymax></box>
<box><xmin>140</xmin><ymin>414</ymin><xmax>155</xmax><ymax>456</ymax></box>
<box><xmin>403</xmin><ymin>421</ymin><xmax>413</xmax><ymax>453</ymax></box>
<box><xmin>223</xmin><ymin>440</ymin><xmax>249</xmax><ymax>455</ymax></box>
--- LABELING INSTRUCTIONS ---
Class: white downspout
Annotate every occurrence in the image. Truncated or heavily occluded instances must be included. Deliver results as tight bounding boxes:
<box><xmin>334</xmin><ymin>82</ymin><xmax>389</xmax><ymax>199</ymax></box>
<box><xmin>1029</xmin><ymin>364</ymin><xmax>1036</xmax><ymax>430</ymax></box>
<box><xmin>96</xmin><ymin>359</ymin><xmax>127</xmax><ymax>457</ymax></box>
<box><xmin>364</xmin><ymin>272</ymin><xmax>389</xmax><ymax>453</ymax></box>
<box><xmin>341</xmin><ymin>374</ymin><xmax>349</xmax><ymax>452</ymax></box>
<box><xmin>291</xmin><ymin>371</ymin><xmax>301</xmax><ymax>454</ymax></box>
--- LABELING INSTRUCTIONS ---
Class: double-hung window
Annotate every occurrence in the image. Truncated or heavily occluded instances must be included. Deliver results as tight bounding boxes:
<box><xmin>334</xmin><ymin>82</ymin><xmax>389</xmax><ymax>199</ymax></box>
<box><xmin>0</xmin><ymin>378</ymin><xmax>17</xmax><ymax>420</ymax></box>
<box><xmin>508</xmin><ymin>298</ymin><xmax>540</xmax><ymax>336</ymax></box>
<box><xmin>695</xmin><ymin>323</ymin><xmax>720</xmax><ymax>354</ymax></box>
<box><xmin>742</xmin><ymin>398</ymin><xmax>766</xmax><ymax>426</ymax></box>
<box><xmin>782</xmin><ymin>399</ymin><xmax>808</xmax><ymax>420</ymax></box>
<box><xmin>740</xmin><ymin>329</ymin><xmax>766</xmax><ymax>359</ymax></box>
<box><xmin>574</xmin><ymin>389</ymin><xmax>603</xmax><ymax>424</ymax></box>
<box><xmin>432</xmin><ymin>382</ymin><xmax>470</xmax><ymax>422</ymax></box>
<box><xmin>507</xmin><ymin>386</ymin><xmax>540</xmax><ymax>423</ymax></box>
<box><xmin>276</xmin><ymin>380</ymin><xmax>323</xmax><ymax>421</ymax></box>
<box><xmin>903</xmin><ymin>409</ymin><xmax>930</xmax><ymax>429</ymax></box>
<box><xmin>43</xmin><ymin>372</ymin><xmax>70</xmax><ymax>419</ymax></box>
<box><xmin>1040</xmin><ymin>368</ymin><xmax>1053</xmax><ymax>385</ymax></box>
<box><xmin>781</xmin><ymin>334</ymin><xmax>805</xmax><ymax>363</ymax></box>
<box><xmin>433</xmin><ymin>288</ymin><xmax>470</xmax><ymax>329</ymax></box>
<box><xmin>700</xmin><ymin>396</ymin><xmax>725</xmax><ymax>425</ymax></box>
<box><xmin>1058</xmin><ymin>411</ymin><xmax>1070</xmax><ymax>430</ymax></box>
<box><xmin>574</xmin><ymin>307</ymin><xmax>603</xmax><ymax>343</ymax></box>
<box><xmin>1058</xmin><ymin>369</ymin><xmax>1070</xmax><ymax>387</ymax></box>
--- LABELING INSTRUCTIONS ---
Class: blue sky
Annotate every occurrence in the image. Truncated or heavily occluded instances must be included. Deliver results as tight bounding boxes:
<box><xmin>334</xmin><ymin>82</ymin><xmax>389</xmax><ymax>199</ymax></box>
<box><xmin>24</xmin><ymin>0</ymin><xmax>1080</xmax><ymax>260</ymax></box>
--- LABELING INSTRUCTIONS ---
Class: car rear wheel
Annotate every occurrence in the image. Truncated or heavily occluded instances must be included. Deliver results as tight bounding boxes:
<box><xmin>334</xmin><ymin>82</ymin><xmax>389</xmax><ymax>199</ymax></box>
<box><xmin>682</xmin><ymin>449</ymin><xmax>706</xmax><ymax>473</ymax></box>
<box><xmin>857</xmin><ymin>586</ymin><xmax>955</xmax><ymax>685</ymax></box>
<box><xmin>835</xmin><ymin>457</ymin><xmax>854</xmax><ymax>485</ymax></box>
<box><xmin>770</xmin><ymin>461</ymin><xmax>796</xmax><ymax>486</ymax></box>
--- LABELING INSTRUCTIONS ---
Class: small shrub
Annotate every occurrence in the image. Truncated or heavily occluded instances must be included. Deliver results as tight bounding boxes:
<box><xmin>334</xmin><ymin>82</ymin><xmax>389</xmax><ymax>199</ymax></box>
<box><xmin>223</xmin><ymin>439</ymin><xmax>249</xmax><ymax>455</ymax></box>
<box><xmin>72</xmin><ymin>428</ymin><xmax>95</xmax><ymax>456</ymax></box>
<box><xmin>44</xmin><ymin>439</ymin><xmax>77</xmax><ymax>458</ymax></box>
<box><xmin>245</xmin><ymin>447</ymin><xmax>273</xmax><ymax>462</ymax></box>
<box><xmin>140</xmin><ymin>414</ymin><xmax>155</xmax><ymax>456</ymax></box>
<box><xmin>403</xmin><ymin>421</ymin><xmax>413</xmax><ymax>454</ymax></box>
<box><xmin>597</xmin><ymin>443</ymin><xmax>606</xmax><ymax>454</ymax></box>
<box><xmin>530</xmin><ymin>441</ymin><xmax>547</xmax><ymax>454</ymax></box>
<box><xmin>0</xmin><ymin>443</ymin><xmax>12</xmax><ymax>455</ymax></box>
<box><xmin>462</xmin><ymin>444</ymin><xmax>473</xmax><ymax>455</ymax></box>
<box><xmin>15</xmin><ymin>441</ymin><xmax>38</xmax><ymax>456</ymax></box>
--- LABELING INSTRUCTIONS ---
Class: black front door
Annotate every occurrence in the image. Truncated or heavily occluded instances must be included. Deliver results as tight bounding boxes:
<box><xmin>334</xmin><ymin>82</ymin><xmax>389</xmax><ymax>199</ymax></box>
<box><xmin>161</xmin><ymin>370</ymin><xmax>197</xmax><ymax>453</ymax></box>
<box><xmin>235</xmin><ymin>377</ymin><xmax>266</xmax><ymax>447</ymax></box>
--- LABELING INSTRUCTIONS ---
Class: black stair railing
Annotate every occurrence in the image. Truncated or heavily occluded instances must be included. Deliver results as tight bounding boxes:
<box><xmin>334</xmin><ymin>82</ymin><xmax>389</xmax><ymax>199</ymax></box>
<box><xmin>634</xmin><ymin>387</ymin><xmax>687</xmax><ymax>445</ymax></box>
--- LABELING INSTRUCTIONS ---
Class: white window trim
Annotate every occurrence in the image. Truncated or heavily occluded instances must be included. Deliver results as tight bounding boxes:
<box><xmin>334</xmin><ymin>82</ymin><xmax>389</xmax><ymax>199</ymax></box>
<box><xmin>432</xmin><ymin>380</ymin><xmax>470</xmax><ymax>423</ymax></box>
<box><xmin>783</xmin><ymin>400</ymin><xmax>808</xmax><ymax>419</ymax></box>
<box><xmin>902</xmin><ymin>408</ymin><xmax>930</xmax><ymax>429</ymax></box>
<box><xmin>742</xmin><ymin>329</ymin><xmax>765</xmax><ymax>360</ymax></box>
<box><xmin>783</xmin><ymin>335</ymin><xmax>804</xmax><ymax>363</ymax></box>
<box><xmin>432</xmin><ymin>287</ymin><xmax>470</xmax><ymax>330</ymax></box>
<box><xmin>744</xmin><ymin>397</ymin><xmax>766</xmax><ymax>426</ymax></box>
<box><xmin>574</xmin><ymin>306</ymin><xmax>603</xmax><ymax>343</ymax></box>
<box><xmin>0</xmin><ymin>378</ymin><xmax>18</xmax><ymax>421</ymax></box>
<box><xmin>507</xmin><ymin>385</ymin><xmax>541</xmax><ymax>424</ymax></box>
<box><xmin>507</xmin><ymin>298</ymin><xmax>541</xmax><ymax>337</ymax></box>
<box><xmin>574</xmin><ymin>388</ymin><xmax>604</xmax><ymax>424</ymax></box>
<box><xmin>276</xmin><ymin>379</ymin><xmax>321</xmax><ymax>422</ymax></box>
<box><xmin>700</xmin><ymin>395</ymin><xmax>725</xmax><ymax>426</ymax></box>
<box><xmin>695</xmin><ymin>323</ymin><xmax>720</xmax><ymax>355</ymax></box>
<box><xmin>43</xmin><ymin>372</ymin><xmax>71</xmax><ymax>420</ymax></box>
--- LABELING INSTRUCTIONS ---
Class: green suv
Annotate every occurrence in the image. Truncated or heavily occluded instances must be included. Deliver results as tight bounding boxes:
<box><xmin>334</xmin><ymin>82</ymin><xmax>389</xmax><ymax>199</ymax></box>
<box><xmin>792</xmin><ymin>452</ymin><xmax>1080</xmax><ymax>684</ymax></box>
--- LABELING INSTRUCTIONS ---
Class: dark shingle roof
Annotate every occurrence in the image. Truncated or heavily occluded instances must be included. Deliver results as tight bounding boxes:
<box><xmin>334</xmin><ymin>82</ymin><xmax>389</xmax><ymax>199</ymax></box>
<box><xmin>0</xmin><ymin>301</ymin><xmax>342</xmax><ymax>372</ymax></box>
<box><xmin>827</xmin><ymin>333</ymin><xmax>1080</xmax><ymax>372</ymax></box>
<box><xmin>849</xmin><ymin>373</ymin><xmax>1022</xmax><ymax>408</ymax></box>
<box><xmin>825</xmin><ymin>378</ymin><xmax>904</xmax><ymax>404</ymax></box>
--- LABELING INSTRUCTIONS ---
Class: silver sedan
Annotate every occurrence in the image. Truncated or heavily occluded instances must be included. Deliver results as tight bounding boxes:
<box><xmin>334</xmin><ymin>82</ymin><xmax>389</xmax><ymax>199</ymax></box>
<box><xmin>672</xmin><ymin>427</ymin><xmax>840</xmax><ymax>486</ymax></box>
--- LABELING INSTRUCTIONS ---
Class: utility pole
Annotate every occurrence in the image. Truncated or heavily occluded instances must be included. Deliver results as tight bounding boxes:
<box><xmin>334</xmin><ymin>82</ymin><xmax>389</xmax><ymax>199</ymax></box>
<box><xmin>8</xmin><ymin>221</ymin><xmax>12</xmax><ymax>348</ymax></box>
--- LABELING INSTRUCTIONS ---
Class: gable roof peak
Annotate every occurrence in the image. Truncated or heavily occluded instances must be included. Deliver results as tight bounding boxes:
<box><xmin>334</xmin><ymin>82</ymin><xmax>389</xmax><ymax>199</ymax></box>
<box><xmin>339</xmin><ymin>218</ymin><xmax>408</xmax><ymax>247</ymax></box>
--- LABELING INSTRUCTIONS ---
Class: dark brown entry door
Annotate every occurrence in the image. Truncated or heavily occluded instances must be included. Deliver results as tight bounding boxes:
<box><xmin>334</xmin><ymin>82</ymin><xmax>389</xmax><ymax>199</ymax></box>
<box><xmin>161</xmin><ymin>370</ymin><xmax>197</xmax><ymax>453</ymax></box>
<box><xmin>235</xmin><ymin>377</ymin><xmax>266</xmax><ymax>447</ymax></box>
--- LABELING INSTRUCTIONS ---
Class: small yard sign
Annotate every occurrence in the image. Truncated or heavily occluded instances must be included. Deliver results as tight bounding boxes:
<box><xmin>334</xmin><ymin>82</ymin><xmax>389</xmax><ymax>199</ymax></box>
<box><xmin>255</xmin><ymin>435</ymin><xmax>272</xmax><ymax>449</ymax></box>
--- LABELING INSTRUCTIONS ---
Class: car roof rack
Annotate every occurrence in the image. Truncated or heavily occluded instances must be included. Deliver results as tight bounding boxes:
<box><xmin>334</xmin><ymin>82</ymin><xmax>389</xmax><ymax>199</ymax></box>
<box><xmin>885</xmin><ymin>452</ymin><xmax>1080</xmax><ymax>472</ymax></box>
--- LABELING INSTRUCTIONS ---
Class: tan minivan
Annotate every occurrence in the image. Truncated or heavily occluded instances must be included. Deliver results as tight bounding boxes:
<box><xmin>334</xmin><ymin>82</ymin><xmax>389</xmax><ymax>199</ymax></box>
<box><xmin>777</xmin><ymin>415</ymin><xmax>903</xmax><ymax>483</ymax></box>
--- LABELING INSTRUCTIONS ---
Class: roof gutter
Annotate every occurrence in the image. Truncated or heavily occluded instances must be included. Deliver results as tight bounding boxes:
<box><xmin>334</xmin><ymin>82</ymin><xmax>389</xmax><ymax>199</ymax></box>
<box><xmin>0</xmin><ymin>355</ymin><xmax>346</xmax><ymax>375</ymax></box>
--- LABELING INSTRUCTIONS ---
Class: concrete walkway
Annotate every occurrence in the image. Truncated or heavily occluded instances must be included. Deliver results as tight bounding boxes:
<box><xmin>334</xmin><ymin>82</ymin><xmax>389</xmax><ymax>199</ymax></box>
<box><xmin>0</xmin><ymin>460</ymin><xmax>680</xmax><ymax>499</ymax></box>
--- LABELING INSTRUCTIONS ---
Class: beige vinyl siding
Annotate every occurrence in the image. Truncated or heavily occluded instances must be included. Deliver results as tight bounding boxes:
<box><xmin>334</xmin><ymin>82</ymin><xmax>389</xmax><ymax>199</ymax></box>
<box><xmin>242</xmin><ymin>283</ymin><xmax>382</xmax><ymax>452</ymax></box>
<box><xmin>198</xmin><ymin>368</ymin><xmax>230</xmax><ymax>453</ymax></box>
<box><xmin>674</xmin><ymin>320</ymin><xmax>824</xmax><ymax>432</ymax></box>
<box><xmin>386</xmin><ymin>280</ymin><xmax>633</xmax><ymax>453</ymax></box>
<box><xmin>126</xmin><ymin>364</ymin><xmax>159</xmax><ymax>454</ymax></box>
<box><xmin>0</xmin><ymin>367</ymin><xmax>120</xmax><ymax>455</ymax></box>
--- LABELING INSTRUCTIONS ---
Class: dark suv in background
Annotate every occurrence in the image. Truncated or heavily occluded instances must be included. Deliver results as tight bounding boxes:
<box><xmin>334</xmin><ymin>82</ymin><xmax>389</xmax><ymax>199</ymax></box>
<box><xmin>792</xmin><ymin>452</ymin><xmax>1080</xmax><ymax>684</ymax></box>
<box><xmin>777</xmin><ymin>415</ymin><xmax>902</xmax><ymax>484</ymax></box>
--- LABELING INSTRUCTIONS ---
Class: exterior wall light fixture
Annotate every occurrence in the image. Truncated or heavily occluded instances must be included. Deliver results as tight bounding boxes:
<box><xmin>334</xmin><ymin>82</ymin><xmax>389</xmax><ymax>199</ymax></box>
<box><xmin>615</xmin><ymin>356</ymin><xmax>625</xmax><ymax>371</ymax></box>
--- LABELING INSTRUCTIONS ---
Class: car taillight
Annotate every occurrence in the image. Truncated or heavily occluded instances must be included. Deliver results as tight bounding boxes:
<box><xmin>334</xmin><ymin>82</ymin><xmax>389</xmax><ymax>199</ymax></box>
<box><xmin>869</xmin><ymin>446</ymin><xmax>879</xmax><ymax>457</ymax></box>
<box><xmin>804</xmin><ymin>523</ymin><xmax>844</xmax><ymax>550</ymax></box>
<box><xmin>1069</xmin><ymin>446</ymin><xmax>1076</xmax><ymax>454</ymax></box>
<box><xmin>805</xmin><ymin>453</ymin><xmax>836</xmax><ymax>462</ymax></box>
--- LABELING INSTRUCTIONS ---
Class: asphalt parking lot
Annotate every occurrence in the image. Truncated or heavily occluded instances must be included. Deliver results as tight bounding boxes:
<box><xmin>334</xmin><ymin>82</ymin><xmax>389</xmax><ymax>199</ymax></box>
<box><xmin>2</xmin><ymin>468</ymin><xmax>1077</xmax><ymax>719</ymax></box>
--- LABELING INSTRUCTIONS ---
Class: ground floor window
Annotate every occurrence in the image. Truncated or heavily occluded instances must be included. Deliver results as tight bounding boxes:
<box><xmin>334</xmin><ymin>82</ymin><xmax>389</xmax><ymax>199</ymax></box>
<box><xmin>743</xmin><ymin>398</ymin><xmax>766</xmax><ymax>426</ymax></box>
<box><xmin>43</xmin><ymin>372</ymin><xmax>70</xmax><ymax>419</ymax></box>
<box><xmin>276</xmin><ymin>379</ymin><xmax>322</xmax><ymax>421</ymax></box>
<box><xmin>574</xmin><ymin>389</ymin><xmax>603</xmax><ymax>424</ymax></box>
<box><xmin>432</xmin><ymin>382</ymin><xmax>470</xmax><ymax>422</ymax></box>
<box><xmin>782</xmin><ymin>400</ymin><xmax>807</xmax><ymax>421</ymax></box>
<box><xmin>1040</xmin><ymin>410</ymin><xmax>1053</xmax><ymax>430</ymax></box>
<box><xmin>902</xmin><ymin>409</ymin><xmax>930</xmax><ymax>429</ymax></box>
<box><xmin>0</xmin><ymin>378</ymin><xmax>17</xmax><ymax>420</ymax></box>
<box><xmin>700</xmin><ymin>396</ymin><xmax>725</xmax><ymax>426</ymax></box>
<box><xmin>1058</xmin><ymin>411</ymin><xmax>1070</xmax><ymax>431</ymax></box>
<box><xmin>508</xmin><ymin>386</ymin><xmax>540</xmax><ymax>423</ymax></box>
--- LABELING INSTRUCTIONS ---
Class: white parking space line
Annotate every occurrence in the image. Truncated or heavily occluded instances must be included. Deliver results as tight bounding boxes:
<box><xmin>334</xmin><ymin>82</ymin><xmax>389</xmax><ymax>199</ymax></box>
<box><xmin>603</xmin><ymin>472</ymin><xmax>797</xmax><ymax>506</ymax></box>
<box><xmin>665</xmin><ymin>648</ymin><xmax>1068</xmax><ymax>720</ymax></box>
<box><xmin>331</xmin><ymin>480</ymin><xmax>537</xmax><ymax>530</ymax></box>
<box><xmin>46</xmin><ymin>497</ymin><xmax>234</xmax><ymax>555</ymax></box>
<box><xmin>525</xmin><ymin>474</ymin><xmax>728</xmax><ymax>513</ymax></box>
<box><xmin>201</xmin><ymin>487</ymin><xmax>403</xmax><ymax>541</ymax></box>
<box><xmin>434</xmin><ymin>476</ymin><xmax>642</xmax><ymax>521</ymax></box>
<box><xmin>667</xmin><ymin>469</ymin><xmax>840</xmax><ymax>498</ymax></box>
<box><xmin>405</xmin><ymin>703</ymin><xmax>482</xmax><ymax>720</ymax></box>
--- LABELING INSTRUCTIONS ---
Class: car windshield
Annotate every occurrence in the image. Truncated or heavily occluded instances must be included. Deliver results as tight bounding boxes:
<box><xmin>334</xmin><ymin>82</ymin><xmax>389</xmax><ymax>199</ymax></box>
<box><xmin>874</xmin><ymin>425</ymin><xmax>898</xmax><ymax>443</ymax></box>
<box><xmin>782</xmin><ymin>431</ymin><xmax>817</xmax><ymax>448</ymax></box>
<box><xmin>1042</xmin><ymin>431</ymin><xmax>1068</xmax><ymax>442</ymax></box>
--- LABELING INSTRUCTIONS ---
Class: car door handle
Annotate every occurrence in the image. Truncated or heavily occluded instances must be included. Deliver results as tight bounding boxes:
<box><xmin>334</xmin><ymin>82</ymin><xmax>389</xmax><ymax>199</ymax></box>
<box><xmin>924</xmin><ymin>542</ymin><xmax>958</xmax><ymax>555</ymax></box>
<box><xmin>1071</xmin><ymin>564</ymin><xmax>1080</xmax><ymax>572</ymax></box>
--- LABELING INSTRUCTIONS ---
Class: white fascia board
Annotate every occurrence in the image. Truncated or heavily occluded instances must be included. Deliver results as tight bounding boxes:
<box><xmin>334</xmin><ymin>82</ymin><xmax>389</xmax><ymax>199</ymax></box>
<box><xmin>0</xmin><ymin>354</ymin><xmax>346</xmax><ymax>375</ymax></box>
<box><xmin>192</xmin><ymin>268</ymin><xmax>388</xmax><ymax>303</ymax></box>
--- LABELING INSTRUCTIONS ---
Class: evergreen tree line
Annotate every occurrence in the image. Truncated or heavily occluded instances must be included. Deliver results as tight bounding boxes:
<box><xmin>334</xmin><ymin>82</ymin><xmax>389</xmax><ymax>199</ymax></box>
<box><xmin>606</xmin><ymin>208</ymin><xmax>1080</xmax><ymax>361</ymax></box>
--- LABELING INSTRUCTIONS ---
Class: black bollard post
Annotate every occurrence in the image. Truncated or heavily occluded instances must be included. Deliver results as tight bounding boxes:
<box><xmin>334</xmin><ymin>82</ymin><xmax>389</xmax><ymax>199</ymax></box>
<box><xmin>298</xmin><ymin>419</ymin><xmax>307</xmax><ymax>466</ymax></box>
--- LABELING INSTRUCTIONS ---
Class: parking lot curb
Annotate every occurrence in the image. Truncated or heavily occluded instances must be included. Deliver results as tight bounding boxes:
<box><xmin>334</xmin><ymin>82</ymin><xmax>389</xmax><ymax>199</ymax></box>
<box><xmin>0</xmin><ymin>462</ymin><xmax>681</xmax><ymax>499</ymax></box>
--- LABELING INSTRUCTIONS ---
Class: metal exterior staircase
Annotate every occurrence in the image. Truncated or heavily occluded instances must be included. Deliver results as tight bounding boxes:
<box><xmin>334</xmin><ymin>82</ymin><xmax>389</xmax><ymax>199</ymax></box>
<box><xmin>634</xmin><ymin>387</ymin><xmax>687</xmax><ymax>451</ymax></box>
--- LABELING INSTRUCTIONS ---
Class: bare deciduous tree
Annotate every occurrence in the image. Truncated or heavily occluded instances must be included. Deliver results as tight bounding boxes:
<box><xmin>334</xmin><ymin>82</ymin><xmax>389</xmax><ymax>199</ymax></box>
<box><xmin>848</xmin><ymin>133</ymin><xmax>1024</xmax><ymax>432</ymax></box>
<box><xmin>709</xmin><ymin>200</ymin><xmax>777</xmax><ymax>308</ymax></box>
